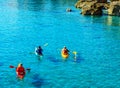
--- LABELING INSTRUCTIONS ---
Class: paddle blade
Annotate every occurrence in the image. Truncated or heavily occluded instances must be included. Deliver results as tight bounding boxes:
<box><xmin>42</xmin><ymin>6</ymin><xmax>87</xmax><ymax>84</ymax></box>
<box><xmin>43</xmin><ymin>43</ymin><xmax>48</xmax><ymax>46</ymax></box>
<box><xmin>73</xmin><ymin>51</ymin><xmax>77</xmax><ymax>55</ymax></box>
<box><xmin>26</xmin><ymin>68</ymin><xmax>31</xmax><ymax>70</ymax></box>
<box><xmin>9</xmin><ymin>65</ymin><xmax>14</xmax><ymax>68</ymax></box>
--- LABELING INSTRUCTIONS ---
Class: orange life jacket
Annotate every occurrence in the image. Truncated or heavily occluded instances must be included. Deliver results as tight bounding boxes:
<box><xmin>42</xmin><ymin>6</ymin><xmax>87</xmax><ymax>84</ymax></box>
<box><xmin>62</xmin><ymin>49</ymin><xmax>68</xmax><ymax>55</ymax></box>
<box><xmin>16</xmin><ymin>66</ymin><xmax>25</xmax><ymax>75</ymax></box>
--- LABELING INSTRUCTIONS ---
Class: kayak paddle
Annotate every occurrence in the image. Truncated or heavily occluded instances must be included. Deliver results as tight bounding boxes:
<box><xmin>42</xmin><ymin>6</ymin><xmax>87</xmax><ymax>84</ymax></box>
<box><xmin>29</xmin><ymin>43</ymin><xmax>48</xmax><ymax>54</ymax></box>
<box><xmin>43</xmin><ymin>43</ymin><xmax>48</xmax><ymax>47</ymax></box>
<box><xmin>72</xmin><ymin>51</ymin><xmax>77</xmax><ymax>61</ymax></box>
<box><xmin>9</xmin><ymin>65</ymin><xmax>31</xmax><ymax>71</ymax></box>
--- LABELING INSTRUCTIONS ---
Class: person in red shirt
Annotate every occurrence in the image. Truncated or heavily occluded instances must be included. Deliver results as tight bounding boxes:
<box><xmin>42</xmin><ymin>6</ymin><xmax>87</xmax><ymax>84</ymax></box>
<box><xmin>16</xmin><ymin>63</ymin><xmax>25</xmax><ymax>79</ymax></box>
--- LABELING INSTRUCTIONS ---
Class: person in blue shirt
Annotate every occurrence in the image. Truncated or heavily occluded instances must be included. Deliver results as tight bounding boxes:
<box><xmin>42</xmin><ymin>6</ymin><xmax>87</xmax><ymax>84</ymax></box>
<box><xmin>35</xmin><ymin>46</ymin><xmax>43</xmax><ymax>56</ymax></box>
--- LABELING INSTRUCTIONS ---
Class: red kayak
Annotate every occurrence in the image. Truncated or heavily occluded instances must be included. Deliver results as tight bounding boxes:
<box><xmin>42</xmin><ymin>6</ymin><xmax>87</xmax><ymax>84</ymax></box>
<box><xmin>17</xmin><ymin>71</ymin><xmax>25</xmax><ymax>79</ymax></box>
<box><xmin>10</xmin><ymin>64</ymin><xmax>26</xmax><ymax>79</ymax></box>
<box><xmin>16</xmin><ymin>66</ymin><xmax>26</xmax><ymax>79</ymax></box>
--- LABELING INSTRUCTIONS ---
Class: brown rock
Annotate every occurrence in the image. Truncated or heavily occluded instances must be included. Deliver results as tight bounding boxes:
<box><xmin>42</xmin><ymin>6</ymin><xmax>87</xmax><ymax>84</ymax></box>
<box><xmin>97</xmin><ymin>0</ymin><xmax>107</xmax><ymax>3</ymax></box>
<box><xmin>108</xmin><ymin>1</ymin><xmax>120</xmax><ymax>16</ymax></box>
<box><xmin>80</xmin><ymin>1</ymin><xmax>103</xmax><ymax>15</ymax></box>
<box><xmin>75</xmin><ymin>0</ymin><xmax>120</xmax><ymax>16</ymax></box>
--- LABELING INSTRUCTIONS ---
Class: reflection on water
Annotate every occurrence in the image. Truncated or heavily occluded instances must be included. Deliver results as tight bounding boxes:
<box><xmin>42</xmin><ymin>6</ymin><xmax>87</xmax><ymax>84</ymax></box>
<box><xmin>89</xmin><ymin>15</ymin><xmax>120</xmax><ymax>27</ymax></box>
<box><xmin>105</xmin><ymin>16</ymin><xmax>120</xmax><ymax>26</ymax></box>
<box><xmin>16</xmin><ymin>0</ymin><xmax>46</xmax><ymax>11</ymax></box>
<box><xmin>32</xmin><ymin>74</ymin><xmax>47</xmax><ymax>88</ymax></box>
<box><xmin>105</xmin><ymin>16</ymin><xmax>120</xmax><ymax>40</ymax></box>
<box><xmin>6</xmin><ymin>0</ymin><xmax>78</xmax><ymax>11</ymax></box>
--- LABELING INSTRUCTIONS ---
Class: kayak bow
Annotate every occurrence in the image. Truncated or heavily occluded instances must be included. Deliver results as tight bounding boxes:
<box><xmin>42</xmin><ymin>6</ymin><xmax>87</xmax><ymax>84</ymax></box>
<box><xmin>16</xmin><ymin>72</ymin><xmax>25</xmax><ymax>79</ymax></box>
<box><xmin>61</xmin><ymin>53</ymin><xmax>69</xmax><ymax>59</ymax></box>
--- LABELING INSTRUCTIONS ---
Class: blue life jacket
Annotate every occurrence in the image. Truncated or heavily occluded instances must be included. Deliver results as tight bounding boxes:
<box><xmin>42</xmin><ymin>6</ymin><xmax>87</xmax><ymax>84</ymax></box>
<box><xmin>36</xmin><ymin>48</ymin><xmax>43</xmax><ymax>55</ymax></box>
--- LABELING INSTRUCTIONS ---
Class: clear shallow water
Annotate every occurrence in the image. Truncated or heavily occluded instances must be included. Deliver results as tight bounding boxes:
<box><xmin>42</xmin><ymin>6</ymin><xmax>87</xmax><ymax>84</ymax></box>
<box><xmin>0</xmin><ymin>0</ymin><xmax>120</xmax><ymax>88</ymax></box>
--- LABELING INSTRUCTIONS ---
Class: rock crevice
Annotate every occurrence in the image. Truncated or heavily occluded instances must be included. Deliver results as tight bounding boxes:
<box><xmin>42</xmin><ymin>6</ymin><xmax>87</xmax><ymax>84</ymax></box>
<box><xmin>75</xmin><ymin>0</ymin><xmax>120</xmax><ymax>16</ymax></box>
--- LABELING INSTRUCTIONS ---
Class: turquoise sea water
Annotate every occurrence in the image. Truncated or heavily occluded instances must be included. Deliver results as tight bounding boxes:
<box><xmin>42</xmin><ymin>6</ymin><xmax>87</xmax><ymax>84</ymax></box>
<box><xmin>0</xmin><ymin>0</ymin><xmax>120</xmax><ymax>88</ymax></box>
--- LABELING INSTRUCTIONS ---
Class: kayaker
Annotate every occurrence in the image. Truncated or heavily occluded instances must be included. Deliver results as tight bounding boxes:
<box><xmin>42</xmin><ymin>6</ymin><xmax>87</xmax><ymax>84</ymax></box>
<box><xmin>66</xmin><ymin>8</ymin><xmax>72</xmax><ymax>12</ymax></box>
<box><xmin>16</xmin><ymin>63</ymin><xmax>25</xmax><ymax>79</ymax></box>
<box><xmin>35</xmin><ymin>46</ymin><xmax>43</xmax><ymax>56</ymax></box>
<box><xmin>61</xmin><ymin>46</ymin><xmax>69</xmax><ymax>55</ymax></box>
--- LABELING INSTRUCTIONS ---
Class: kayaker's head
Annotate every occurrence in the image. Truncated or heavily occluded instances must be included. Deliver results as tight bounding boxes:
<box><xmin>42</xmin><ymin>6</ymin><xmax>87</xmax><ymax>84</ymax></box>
<box><xmin>18</xmin><ymin>63</ymin><xmax>22</xmax><ymax>67</ymax></box>
<box><xmin>38</xmin><ymin>46</ymin><xmax>41</xmax><ymax>49</ymax></box>
<box><xmin>64</xmin><ymin>46</ymin><xmax>66</xmax><ymax>49</ymax></box>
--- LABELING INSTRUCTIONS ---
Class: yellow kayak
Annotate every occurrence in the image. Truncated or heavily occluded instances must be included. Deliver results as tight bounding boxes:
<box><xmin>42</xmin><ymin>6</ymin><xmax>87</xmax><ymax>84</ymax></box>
<box><xmin>61</xmin><ymin>53</ymin><xmax>69</xmax><ymax>59</ymax></box>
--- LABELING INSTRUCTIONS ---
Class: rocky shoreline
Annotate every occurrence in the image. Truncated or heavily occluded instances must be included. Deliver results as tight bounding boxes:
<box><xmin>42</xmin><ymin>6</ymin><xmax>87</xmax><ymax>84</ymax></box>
<box><xmin>75</xmin><ymin>0</ymin><xmax>120</xmax><ymax>16</ymax></box>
